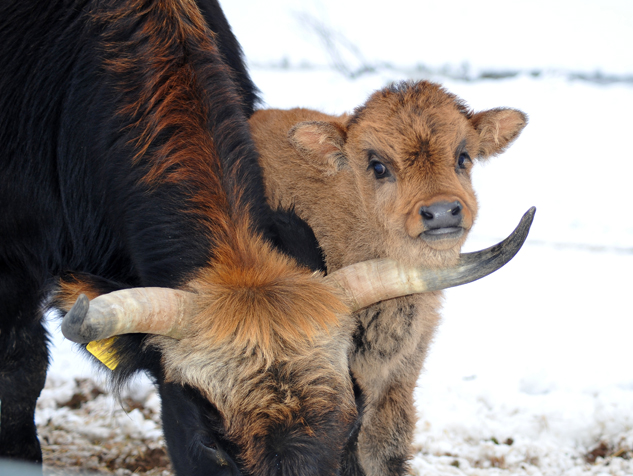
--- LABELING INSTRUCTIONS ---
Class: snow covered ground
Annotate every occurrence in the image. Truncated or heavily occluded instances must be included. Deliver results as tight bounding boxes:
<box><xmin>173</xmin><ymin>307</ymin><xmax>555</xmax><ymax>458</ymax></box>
<box><xmin>37</xmin><ymin>1</ymin><xmax>633</xmax><ymax>474</ymax></box>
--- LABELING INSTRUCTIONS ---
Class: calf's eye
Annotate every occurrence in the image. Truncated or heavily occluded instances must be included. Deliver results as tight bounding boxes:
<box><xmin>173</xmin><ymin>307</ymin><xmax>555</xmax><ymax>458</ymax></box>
<box><xmin>457</xmin><ymin>152</ymin><xmax>471</xmax><ymax>170</ymax></box>
<box><xmin>371</xmin><ymin>161</ymin><xmax>389</xmax><ymax>179</ymax></box>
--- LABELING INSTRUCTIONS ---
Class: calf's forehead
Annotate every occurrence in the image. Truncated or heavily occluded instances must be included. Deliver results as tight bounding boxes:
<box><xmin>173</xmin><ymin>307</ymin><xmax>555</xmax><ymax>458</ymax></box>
<box><xmin>347</xmin><ymin>85</ymin><xmax>478</xmax><ymax>166</ymax></box>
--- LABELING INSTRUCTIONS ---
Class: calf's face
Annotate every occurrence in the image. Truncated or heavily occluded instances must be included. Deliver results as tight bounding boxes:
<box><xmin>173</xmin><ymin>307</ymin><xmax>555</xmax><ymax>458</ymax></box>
<box><xmin>280</xmin><ymin>81</ymin><xmax>527</xmax><ymax>269</ymax></box>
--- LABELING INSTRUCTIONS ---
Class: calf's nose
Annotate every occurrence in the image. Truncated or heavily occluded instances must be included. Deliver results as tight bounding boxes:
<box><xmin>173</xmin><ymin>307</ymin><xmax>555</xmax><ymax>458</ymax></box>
<box><xmin>419</xmin><ymin>201</ymin><xmax>463</xmax><ymax>230</ymax></box>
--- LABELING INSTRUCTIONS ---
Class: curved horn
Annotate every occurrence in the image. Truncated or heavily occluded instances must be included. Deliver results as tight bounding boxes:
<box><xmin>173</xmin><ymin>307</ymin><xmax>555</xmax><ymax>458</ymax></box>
<box><xmin>325</xmin><ymin>207</ymin><xmax>535</xmax><ymax>311</ymax></box>
<box><xmin>62</xmin><ymin>207</ymin><xmax>535</xmax><ymax>343</ymax></box>
<box><xmin>62</xmin><ymin>287</ymin><xmax>198</xmax><ymax>343</ymax></box>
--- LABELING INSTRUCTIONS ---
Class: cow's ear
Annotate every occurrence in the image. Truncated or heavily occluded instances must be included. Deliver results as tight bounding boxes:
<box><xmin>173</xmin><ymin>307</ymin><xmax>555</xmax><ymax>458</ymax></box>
<box><xmin>471</xmin><ymin>108</ymin><xmax>527</xmax><ymax>158</ymax></box>
<box><xmin>289</xmin><ymin>121</ymin><xmax>348</xmax><ymax>174</ymax></box>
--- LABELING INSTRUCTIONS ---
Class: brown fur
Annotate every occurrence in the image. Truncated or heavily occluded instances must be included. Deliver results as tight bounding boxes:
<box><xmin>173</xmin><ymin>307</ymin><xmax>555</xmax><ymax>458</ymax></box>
<box><xmin>187</xmin><ymin>217</ymin><xmax>349</xmax><ymax>358</ymax></box>
<box><xmin>250</xmin><ymin>80</ymin><xmax>527</xmax><ymax>475</ymax></box>
<box><xmin>58</xmin><ymin>276</ymin><xmax>105</xmax><ymax>303</ymax></box>
<box><xmin>95</xmin><ymin>0</ymin><xmax>231</xmax><ymax>212</ymax></box>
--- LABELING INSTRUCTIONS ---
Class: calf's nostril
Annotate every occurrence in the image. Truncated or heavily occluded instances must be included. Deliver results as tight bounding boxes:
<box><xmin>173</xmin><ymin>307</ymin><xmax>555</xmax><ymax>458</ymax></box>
<box><xmin>451</xmin><ymin>203</ymin><xmax>462</xmax><ymax>216</ymax></box>
<box><xmin>420</xmin><ymin>208</ymin><xmax>434</xmax><ymax>220</ymax></box>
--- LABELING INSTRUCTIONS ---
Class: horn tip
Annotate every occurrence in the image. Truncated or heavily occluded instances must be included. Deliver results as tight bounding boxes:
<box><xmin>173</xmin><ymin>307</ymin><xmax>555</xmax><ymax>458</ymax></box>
<box><xmin>518</xmin><ymin>206</ymin><xmax>537</xmax><ymax>237</ymax></box>
<box><xmin>62</xmin><ymin>294</ymin><xmax>97</xmax><ymax>343</ymax></box>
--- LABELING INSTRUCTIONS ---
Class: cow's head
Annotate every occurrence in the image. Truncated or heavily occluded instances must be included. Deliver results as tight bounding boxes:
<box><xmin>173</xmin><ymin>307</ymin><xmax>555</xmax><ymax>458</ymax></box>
<box><xmin>57</xmin><ymin>231</ymin><xmax>358</xmax><ymax>476</ymax></box>
<box><xmin>281</xmin><ymin>81</ymin><xmax>527</xmax><ymax>270</ymax></box>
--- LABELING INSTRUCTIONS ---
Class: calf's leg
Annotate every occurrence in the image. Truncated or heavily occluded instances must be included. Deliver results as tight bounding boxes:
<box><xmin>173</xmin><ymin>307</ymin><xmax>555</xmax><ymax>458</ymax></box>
<box><xmin>355</xmin><ymin>373</ymin><xmax>419</xmax><ymax>475</ymax></box>
<box><xmin>347</xmin><ymin>295</ymin><xmax>439</xmax><ymax>476</ymax></box>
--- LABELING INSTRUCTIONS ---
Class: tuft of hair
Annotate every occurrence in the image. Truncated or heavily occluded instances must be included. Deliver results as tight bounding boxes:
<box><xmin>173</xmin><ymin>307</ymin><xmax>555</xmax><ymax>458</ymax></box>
<box><xmin>54</xmin><ymin>273</ymin><xmax>127</xmax><ymax>310</ymax></box>
<box><xmin>348</xmin><ymin>80</ymin><xmax>473</xmax><ymax>128</ymax></box>
<box><xmin>187</xmin><ymin>217</ymin><xmax>350</xmax><ymax>364</ymax></box>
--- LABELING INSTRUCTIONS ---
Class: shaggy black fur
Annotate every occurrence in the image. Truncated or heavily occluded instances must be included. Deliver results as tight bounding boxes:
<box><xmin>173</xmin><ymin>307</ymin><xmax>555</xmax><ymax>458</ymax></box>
<box><xmin>0</xmin><ymin>0</ymin><xmax>326</xmax><ymax>474</ymax></box>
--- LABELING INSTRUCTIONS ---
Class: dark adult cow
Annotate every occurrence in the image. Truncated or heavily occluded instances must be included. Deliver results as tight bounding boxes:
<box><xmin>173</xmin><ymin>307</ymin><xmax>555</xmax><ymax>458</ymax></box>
<box><xmin>0</xmin><ymin>0</ymin><xmax>533</xmax><ymax>475</ymax></box>
<box><xmin>0</xmin><ymin>1</ymin><xmax>356</xmax><ymax>474</ymax></box>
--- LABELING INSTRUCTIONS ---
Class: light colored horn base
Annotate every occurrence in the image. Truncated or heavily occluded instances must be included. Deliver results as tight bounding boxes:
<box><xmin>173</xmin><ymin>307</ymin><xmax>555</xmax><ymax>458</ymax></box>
<box><xmin>61</xmin><ymin>207</ymin><xmax>535</xmax><ymax>342</ymax></box>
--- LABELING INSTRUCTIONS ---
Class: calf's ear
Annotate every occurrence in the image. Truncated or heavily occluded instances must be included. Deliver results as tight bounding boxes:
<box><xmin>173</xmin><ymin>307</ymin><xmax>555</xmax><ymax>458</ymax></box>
<box><xmin>289</xmin><ymin>121</ymin><xmax>348</xmax><ymax>174</ymax></box>
<box><xmin>471</xmin><ymin>108</ymin><xmax>527</xmax><ymax>158</ymax></box>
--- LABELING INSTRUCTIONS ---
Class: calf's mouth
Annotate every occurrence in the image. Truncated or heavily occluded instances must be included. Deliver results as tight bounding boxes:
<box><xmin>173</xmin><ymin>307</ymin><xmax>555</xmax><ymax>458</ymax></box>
<box><xmin>419</xmin><ymin>226</ymin><xmax>466</xmax><ymax>250</ymax></box>
<box><xmin>423</xmin><ymin>226</ymin><xmax>464</xmax><ymax>239</ymax></box>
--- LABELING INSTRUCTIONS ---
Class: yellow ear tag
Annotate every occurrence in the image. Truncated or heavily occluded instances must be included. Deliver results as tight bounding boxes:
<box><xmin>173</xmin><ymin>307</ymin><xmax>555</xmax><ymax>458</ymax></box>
<box><xmin>86</xmin><ymin>337</ymin><xmax>120</xmax><ymax>370</ymax></box>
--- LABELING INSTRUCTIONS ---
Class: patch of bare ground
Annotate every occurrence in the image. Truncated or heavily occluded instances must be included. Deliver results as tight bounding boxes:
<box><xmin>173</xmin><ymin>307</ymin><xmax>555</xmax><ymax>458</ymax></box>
<box><xmin>43</xmin><ymin>442</ymin><xmax>171</xmax><ymax>476</ymax></box>
<box><xmin>38</xmin><ymin>378</ymin><xmax>173</xmax><ymax>475</ymax></box>
<box><xmin>585</xmin><ymin>441</ymin><xmax>632</xmax><ymax>464</ymax></box>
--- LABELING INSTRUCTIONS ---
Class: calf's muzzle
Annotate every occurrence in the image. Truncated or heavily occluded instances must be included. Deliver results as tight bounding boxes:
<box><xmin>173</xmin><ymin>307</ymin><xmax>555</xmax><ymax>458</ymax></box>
<box><xmin>420</xmin><ymin>200</ymin><xmax>463</xmax><ymax>235</ymax></box>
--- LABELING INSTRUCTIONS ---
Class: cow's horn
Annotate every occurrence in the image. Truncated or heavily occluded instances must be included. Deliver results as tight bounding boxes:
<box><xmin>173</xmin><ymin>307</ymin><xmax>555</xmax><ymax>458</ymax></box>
<box><xmin>325</xmin><ymin>207</ymin><xmax>535</xmax><ymax>311</ymax></box>
<box><xmin>61</xmin><ymin>207</ymin><xmax>534</xmax><ymax>343</ymax></box>
<box><xmin>62</xmin><ymin>287</ymin><xmax>197</xmax><ymax>343</ymax></box>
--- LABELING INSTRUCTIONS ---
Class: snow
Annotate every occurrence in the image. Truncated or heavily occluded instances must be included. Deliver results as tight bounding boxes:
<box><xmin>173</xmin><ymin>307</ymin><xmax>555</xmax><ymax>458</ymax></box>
<box><xmin>37</xmin><ymin>1</ymin><xmax>633</xmax><ymax>474</ymax></box>
<box><xmin>221</xmin><ymin>0</ymin><xmax>633</xmax><ymax>75</ymax></box>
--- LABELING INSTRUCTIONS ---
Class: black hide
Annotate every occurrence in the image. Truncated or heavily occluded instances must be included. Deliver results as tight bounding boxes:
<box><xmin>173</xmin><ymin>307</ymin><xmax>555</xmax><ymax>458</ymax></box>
<box><xmin>0</xmin><ymin>0</ymin><xmax>326</xmax><ymax>474</ymax></box>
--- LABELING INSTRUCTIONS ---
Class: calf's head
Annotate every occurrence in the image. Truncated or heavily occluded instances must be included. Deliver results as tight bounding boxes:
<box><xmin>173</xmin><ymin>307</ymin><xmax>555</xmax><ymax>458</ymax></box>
<box><xmin>260</xmin><ymin>81</ymin><xmax>527</xmax><ymax>270</ymax></box>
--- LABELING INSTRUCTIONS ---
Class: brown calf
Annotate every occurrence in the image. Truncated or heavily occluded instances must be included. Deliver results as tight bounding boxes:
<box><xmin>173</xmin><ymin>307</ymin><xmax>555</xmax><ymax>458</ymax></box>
<box><xmin>250</xmin><ymin>80</ymin><xmax>527</xmax><ymax>475</ymax></box>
